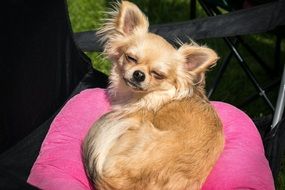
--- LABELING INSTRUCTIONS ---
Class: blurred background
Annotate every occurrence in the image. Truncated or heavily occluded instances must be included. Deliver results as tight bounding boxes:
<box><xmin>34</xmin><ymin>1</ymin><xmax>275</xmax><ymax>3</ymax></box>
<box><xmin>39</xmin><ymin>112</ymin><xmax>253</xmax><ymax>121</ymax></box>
<box><xmin>67</xmin><ymin>0</ymin><xmax>285</xmax><ymax>188</ymax></box>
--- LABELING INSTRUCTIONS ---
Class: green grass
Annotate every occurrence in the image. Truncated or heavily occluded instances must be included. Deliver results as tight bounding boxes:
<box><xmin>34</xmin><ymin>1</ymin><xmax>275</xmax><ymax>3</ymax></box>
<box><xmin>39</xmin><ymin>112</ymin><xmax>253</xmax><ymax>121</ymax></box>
<box><xmin>67</xmin><ymin>0</ymin><xmax>285</xmax><ymax>188</ymax></box>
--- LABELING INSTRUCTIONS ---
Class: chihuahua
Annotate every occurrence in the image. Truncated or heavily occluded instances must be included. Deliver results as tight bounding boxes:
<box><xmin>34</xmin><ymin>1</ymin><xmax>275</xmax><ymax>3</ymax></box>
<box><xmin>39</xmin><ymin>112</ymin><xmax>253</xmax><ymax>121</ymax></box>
<box><xmin>83</xmin><ymin>1</ymin><xmax>224</xmax><ymax>190</ymax></box>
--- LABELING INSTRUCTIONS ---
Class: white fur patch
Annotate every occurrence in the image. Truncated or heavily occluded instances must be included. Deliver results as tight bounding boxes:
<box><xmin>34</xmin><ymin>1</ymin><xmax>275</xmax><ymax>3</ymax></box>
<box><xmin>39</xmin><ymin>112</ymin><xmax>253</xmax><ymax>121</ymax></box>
<box><xmin>87</xmin><ymin>115</ymin><xmax>140</xmax><ymax>175</ymax></box>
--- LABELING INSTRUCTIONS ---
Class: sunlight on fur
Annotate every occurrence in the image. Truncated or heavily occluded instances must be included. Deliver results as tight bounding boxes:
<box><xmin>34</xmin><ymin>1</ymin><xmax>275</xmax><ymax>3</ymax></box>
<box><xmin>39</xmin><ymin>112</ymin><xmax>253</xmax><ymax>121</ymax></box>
<box><xmin>83</xmin><ymin>1</ymin><xmax>224</xmax><ymax>189</ymax></box>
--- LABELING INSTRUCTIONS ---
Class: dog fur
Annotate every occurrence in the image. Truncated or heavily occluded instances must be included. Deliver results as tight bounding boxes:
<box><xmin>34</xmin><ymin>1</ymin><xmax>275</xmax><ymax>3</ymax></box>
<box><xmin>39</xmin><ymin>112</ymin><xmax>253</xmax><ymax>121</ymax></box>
<box><xmin>83</xmin><ymin>1</ymin><xmax>224</xmax><ymax>189</ymax></box>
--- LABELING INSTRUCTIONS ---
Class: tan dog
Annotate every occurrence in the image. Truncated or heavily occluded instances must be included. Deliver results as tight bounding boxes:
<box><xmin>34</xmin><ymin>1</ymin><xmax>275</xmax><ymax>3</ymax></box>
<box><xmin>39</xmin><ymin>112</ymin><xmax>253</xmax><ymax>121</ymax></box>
<box><xmin>83</xmin><ymin>1</ymin><xmax>224</xmax><ymax>189</ymax></box>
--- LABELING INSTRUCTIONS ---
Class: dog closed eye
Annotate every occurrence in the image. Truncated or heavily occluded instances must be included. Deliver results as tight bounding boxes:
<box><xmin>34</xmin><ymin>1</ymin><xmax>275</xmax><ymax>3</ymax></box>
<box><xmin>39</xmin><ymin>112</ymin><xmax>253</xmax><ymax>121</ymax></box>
<box><xmin>125</xmin><ymin>54</ymin><xmax>137</xmax><ymax>63</ymax></box>
<box><xmin>151</xmin><ymin>71</ymin><xmax>166</xmax><ymax>80</ymax></box>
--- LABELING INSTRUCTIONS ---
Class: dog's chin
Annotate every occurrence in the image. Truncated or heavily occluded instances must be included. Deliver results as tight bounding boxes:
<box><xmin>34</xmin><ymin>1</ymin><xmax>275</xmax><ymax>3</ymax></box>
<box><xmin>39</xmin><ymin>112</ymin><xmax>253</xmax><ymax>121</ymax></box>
<box><xmin>123</xmin><ymin>78</ymin><xmax>146</xmax><ymax>92</ymax></box>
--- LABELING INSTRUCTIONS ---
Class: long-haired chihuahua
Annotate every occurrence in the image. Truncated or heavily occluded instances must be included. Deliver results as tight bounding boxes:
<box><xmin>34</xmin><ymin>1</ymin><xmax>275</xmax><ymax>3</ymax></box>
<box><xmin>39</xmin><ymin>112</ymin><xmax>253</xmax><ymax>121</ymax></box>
<box><xmin>83</xmin><ymin>1</ymin><xmax>224</xmax><ymax>189</ymax></box>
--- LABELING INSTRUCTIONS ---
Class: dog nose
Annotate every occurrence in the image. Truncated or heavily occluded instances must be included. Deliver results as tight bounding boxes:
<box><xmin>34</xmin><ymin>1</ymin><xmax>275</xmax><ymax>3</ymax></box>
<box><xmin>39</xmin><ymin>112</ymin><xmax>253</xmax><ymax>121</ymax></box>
<box><xmin>133</xmin><ymin>70</ymin><xmax>145</xmax><ymax>82</ymax></box>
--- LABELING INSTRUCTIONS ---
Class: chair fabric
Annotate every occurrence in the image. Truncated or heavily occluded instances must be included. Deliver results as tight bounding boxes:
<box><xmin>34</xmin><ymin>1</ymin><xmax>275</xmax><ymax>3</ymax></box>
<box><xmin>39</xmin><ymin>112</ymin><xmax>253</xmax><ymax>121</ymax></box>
<box><xmin>0</xmin><ymin>0</ymin><xmax>107</xmax><ymax>189</ymax></box>
<box><xmin>0</xmin><ymin>0</ymin><xmax>88</xmax><ymax>153</ymax></box>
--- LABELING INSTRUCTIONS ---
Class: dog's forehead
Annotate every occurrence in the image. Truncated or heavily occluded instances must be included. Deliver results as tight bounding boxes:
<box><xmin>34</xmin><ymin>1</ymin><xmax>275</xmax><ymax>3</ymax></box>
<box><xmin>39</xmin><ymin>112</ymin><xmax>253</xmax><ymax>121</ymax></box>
<box><xmin>143</xmin><ymin>33</ymin><xmax>175</xmax><ymax>52</ymax></box>
<box><xmin>128</xmin><ymin>33</ymin><xmax>177</xmax><ymax>61</ymax></box>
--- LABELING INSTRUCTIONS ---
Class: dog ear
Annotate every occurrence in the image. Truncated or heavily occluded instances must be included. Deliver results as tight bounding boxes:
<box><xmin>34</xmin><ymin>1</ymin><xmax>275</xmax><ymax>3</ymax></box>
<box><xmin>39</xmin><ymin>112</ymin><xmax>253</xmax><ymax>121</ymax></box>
<box><xmin>116</xmin><ymin>1</ymin><xmax>149</xmax><ymax>35</ymax></box>
<box><xmin>178</xmin><ymin>44</ymin><xmax>219</xmax><ymax>75</ymax></box>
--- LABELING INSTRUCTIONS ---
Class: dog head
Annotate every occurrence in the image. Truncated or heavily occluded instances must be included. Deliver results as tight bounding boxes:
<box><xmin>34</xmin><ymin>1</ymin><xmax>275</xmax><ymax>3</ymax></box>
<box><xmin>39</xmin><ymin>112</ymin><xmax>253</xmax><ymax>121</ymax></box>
<box><xmin>98</xmin><ymin>1</ymin><xmax>218</xmax><ymax>108</ymax></box>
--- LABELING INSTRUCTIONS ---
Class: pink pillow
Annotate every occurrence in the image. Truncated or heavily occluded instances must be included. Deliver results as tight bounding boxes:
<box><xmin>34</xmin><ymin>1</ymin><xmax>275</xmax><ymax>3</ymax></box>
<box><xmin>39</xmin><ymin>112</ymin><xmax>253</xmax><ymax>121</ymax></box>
<box><xmin>28</xmin><ymin>88</ymin><xmax>274</xmax><ymax>189</ymax></box>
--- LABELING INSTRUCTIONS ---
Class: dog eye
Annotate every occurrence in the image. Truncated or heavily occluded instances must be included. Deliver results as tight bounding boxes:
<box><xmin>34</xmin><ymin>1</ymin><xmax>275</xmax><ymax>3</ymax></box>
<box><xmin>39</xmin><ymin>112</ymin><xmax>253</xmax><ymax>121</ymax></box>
<box><xmin>125</xmin><ymin>54</ymin><xmax>137</xmax><ymax>63</ymax></box>
<box><xmin>151</xmin><ymin>71</ymin><xmax>165</xmax><ymax>80</ymax></box>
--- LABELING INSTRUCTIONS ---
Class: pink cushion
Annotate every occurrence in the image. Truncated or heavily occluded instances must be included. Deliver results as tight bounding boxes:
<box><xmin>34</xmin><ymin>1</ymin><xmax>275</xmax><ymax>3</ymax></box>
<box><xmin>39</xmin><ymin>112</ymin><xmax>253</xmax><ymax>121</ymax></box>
<box><xmin>27</xmin><ymin>88</ymin><xmax>274</xmax><ymax>189</ymax></box>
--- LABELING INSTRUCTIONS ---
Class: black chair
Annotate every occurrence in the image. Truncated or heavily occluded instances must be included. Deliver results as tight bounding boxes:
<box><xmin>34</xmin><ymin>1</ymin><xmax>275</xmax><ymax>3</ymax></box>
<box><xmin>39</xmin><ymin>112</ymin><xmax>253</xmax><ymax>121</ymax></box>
<box><xmin>196</xmin><ymin>0</ymin><xmax>282</xmax><ymax>112</ymax></box>
<box><xmin>0</xmin><ymin>0</ymin><xmax>108</xmax><ymax>189</ymax></box>
<box><xmin>1</xmin><ymin>0</ymin><xmax>284</xmax><ymax>189</ymax></box>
